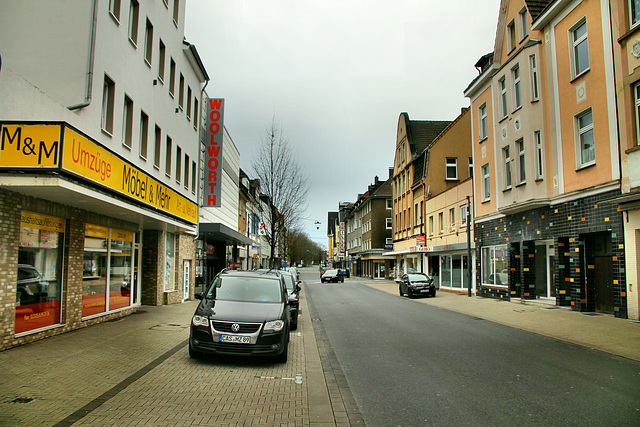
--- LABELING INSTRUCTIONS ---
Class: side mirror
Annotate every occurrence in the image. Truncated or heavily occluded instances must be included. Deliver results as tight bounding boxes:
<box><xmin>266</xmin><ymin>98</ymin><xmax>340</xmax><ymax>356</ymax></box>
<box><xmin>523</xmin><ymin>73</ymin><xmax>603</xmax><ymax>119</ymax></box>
<box><xmin>395</xmin><ymin>280</ymin><xmax>402</xmax><ymax>285</ymax></box>
<box><xmin>295</xmin><ymin>285</ymin><xmax>301</xmax><ymax>292</ymax></box>
<box><xmin>194</xmin><ymin>292</ymin><xmax>203</xmax><ymax>300</ymax></box>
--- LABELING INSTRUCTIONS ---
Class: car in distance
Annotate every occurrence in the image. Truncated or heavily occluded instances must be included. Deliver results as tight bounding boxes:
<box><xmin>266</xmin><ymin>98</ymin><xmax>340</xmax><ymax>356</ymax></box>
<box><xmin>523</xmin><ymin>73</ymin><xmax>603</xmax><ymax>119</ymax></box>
<box><xmin>319</xmin><ymin>265</ymin><xmax>328</xmax><ymax>278</ymax></box>
<box><xmin>321</xmin><ymin>269</ymin><xmax>344</xmax><ymax>283</ymax></box>
<box><xmin>341</xmin><ymin>268</ymin><xmax>350</xmax><ymax>278</ymax></box>
<box><xmin>189</xmin><ymin>269</ymin><xmax>291</xmax><ymax>363</ymax></box>
<box><xmin>397</xmin><ymin>273</ymin><xmax>436</xmax><ymax>298</ymax></box>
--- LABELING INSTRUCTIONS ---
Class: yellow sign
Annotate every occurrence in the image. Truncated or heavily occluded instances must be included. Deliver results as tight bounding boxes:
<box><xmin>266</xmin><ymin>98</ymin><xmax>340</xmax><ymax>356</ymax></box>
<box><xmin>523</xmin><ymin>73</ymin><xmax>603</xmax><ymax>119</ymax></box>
<box><xmin>85</xmin><ymin>224</ymin><xmax>109</xmax><ymax>239</ymax></box>
<box><xmin>0</xmin><ymin>124</ymin><xmax>61</xmax><ymax>168</ymax></box>
<box><xmin>111</xmin><ymin>228</ymin><xmax>133</xmax><ymax>242</ymax></box>
<box><xmin>62</xmin><ymin>128</ymin><xmax>198</xmax><ymax>224</ymax></box>
<box><xmin>21</xmin><ymin>211</ymin><xmax>65</xmax><ymax>233</ymax></box>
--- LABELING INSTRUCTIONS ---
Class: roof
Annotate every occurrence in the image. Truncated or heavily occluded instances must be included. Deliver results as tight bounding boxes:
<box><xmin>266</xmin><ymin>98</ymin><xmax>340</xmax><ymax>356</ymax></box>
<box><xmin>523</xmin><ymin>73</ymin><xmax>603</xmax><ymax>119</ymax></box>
<box><xmin>371</xmin><ymin>178</ymin><xmax>392</xmax><ymax>198</ymax></box>
<box><xmin>404</xmin><ymin>117</ymin><xmax>452</xmax><ymax>158</ymax></box>
<box><xmin>525</xmin><ymin>0</ymin><xmax>553</xmax><ymax>21</ymax></box>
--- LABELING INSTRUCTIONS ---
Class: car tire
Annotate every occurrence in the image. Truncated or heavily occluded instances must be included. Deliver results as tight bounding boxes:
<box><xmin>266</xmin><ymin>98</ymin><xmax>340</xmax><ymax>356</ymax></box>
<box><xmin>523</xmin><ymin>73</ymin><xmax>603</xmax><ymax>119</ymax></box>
<box><xmin>291</xmin><ymin>319</ymin><xmax>298</xmax><ymax>331</ymax></box>
<box><xmin>341</xmin><ymin>278</ymin><xmax>344</xmax><ymax>283</ymax></box>
<box><xmin>399</xmin><ymin>286</ymin><xmax>404</xmax><ymax>296</ymax></box>
<box><xmin>430</xmin><ymin>288</ymin><xmax>436</xmax><ymax>298</ymax></box>
<box><xmin>275</xmin><ymin>340</ymin><xmax>289</xmax><ymax>363</ymax></box>
<box><xmin>407</xmin><ymin>289</ymin><xmax>414</xmax><ymax>298</ymax></box>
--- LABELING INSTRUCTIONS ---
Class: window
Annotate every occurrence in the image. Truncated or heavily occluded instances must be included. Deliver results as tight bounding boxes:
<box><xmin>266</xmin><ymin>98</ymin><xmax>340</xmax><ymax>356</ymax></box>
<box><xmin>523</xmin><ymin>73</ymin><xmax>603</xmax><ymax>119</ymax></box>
<box><xmin>144</xmin><ymin>18</ymin><xmax>153</xmax><ymax>66</ymax></box>
<box><xmin>446</xmin><ymin>157</ymin><xmax>458</xmax><ymax>180</ymax></box>
<box><xmin>499</xmin><ymin>77</ymin><xmax>508</xmax><ymax>119</ymax></box>
<box><xmin>518</xmin><ymin>7</ymin><xmax>529</xmax><ymax>40</ymax></box>
<box><xmin>507</xmin><ymin>19</ymin><xmax>516</xmax><ymax>52</ymax></box>
<box><xmin>481</xmin><ymin>163</ymin><xmax>491</xmax><ymax>201</ymax></box>
<box><xmin>184</xmin><ymin>154</ymin><xmax>189</xmax><ymax>189</ymax></box>
<box><xmin>165</xmin><ymin>233</ymin><xmax>176</xmax><ymax>291</ymax></box>
<box><xmin>128</xmin><ymin>0</ymin><xmax>139</xmax><ymax>45</ymax></box>
<box><xmin>512</xmin><ymin>64</ymin><xmax>521</xmax><ymax>110</ymax></box>
<box><xmin>176</xmin><ymin>146</ymin><xmax>182</xmax><ymax>183</ymax></box>
<box><xmin>449</xmin><ymin>208</ymin><xmax>455</xmax><ymax>229</ymax></box>
<box><xmin>517</xmin><ymin>138</ymin><xmax>526</xmax><ymax>184</ymax></box>
<box><xmin>193</xmin><ymin>98</ymin><xmax>199</xmax><ymax>130</ymax></box>
<box><xmin>429</xmin><ymin>216</ymin><xmax>434</xmax><ymax>235</ymax></box>
<box><xmin>635</xmin><ymin>83</ymin><xmax>640</xmax><ymax>145</ymax></box>
<box><xmin>186</xmin><ymin>87</ymin><xmax>192</xmax><ymax>120</ymax></box>
<box><xmin>101</xmin><ymin>75</ymin><xmax>115</xmax><ymax>135</ymax></box>
<box><xmin>158</xmin><ymin>40</ymin><xmax>166</xmax><ymax>83</ymax></box>
<box><xmin>535</xmin><ymin>130</ymin><xmax>544</xmax><ymax>179</ymax></box>
<box><xmin>139</xmin><ymin>111</ymin><xmax>148</xmax><ymax>159</ymax></box>
<box><xmin>479</xmin><ymin>103</ymin><xmax>488</xmax><ymax>140</ymax></box>
<box><xmin>173</xmin><ymin>0</ymin><xmax>180</xmax><ymax>26</ymax></box>
<box><xmin>632</xmin><ymin>0</ymin><xmax>640</xmax><ymax>28</ymax></box>
<box><xmin>109</xmin><ymin>0</ymin><xmax>121</xmax><ymax>22</ymax></box>
<box><xmin>386</xmin><ymin>218</ymin><xmax>393</xmax><ymax>229</ymax></box>
<box><xmin>529</xmin><ymin>54</ymin><xmax>539</xmax><ymax>101</ymax></box>
<box><xmin>576</xmin><ymin>109</ymin><xmax>595</xmax><ymax>167</ymax></box>
<box><xmin>468</xmin><ymin>157</ymin><xmax>474</xmax><ymax>179</ymax></box>
<box><xmin>482</xmin><ymin>245</ymin><xmax>509</xmax><ymax>286</ymax></box>
<box><xmin>165</xmin><ymin>136</ymin><xmax>172</xmax><ymax>177</ymax></box>
<box><xmin>178</xmin><ymin>73</ymin><xmax>185</xmax><ymax>110</ymax></box>
<box><xmin>191</xmin><ymin>160</ymin><xmax>197</xmax><ymax>194</ymax></box>
<box><xmin>386</xmin><ymin>199</ymin><xmax>393</xmax><ymax>209</ymax></box>
<box><xmin>154</xmin><ymin>125</ymin><xmax>161</xmax><ymax>169</ymax></box>
<box><xmin>571</xmin><ymin>19</ymin><xmax>589</xmax><ymax>78</ymax></box>
<box><xmin>438</xmin><ymin>212</ymin><xmax>444</xmax><ymax>233</ymax></box>
<box><xmin>169</xmin><ymin>58</ymin><xmax>176</xmax><ymax>97</ymax></box>
<box><xmin>503</xmin><ymin>146</ymin><xmax>512</xmax><ymax>190</ymax></box>
<box><xmin>122</xmin><ymin>94</ymin><xmax>133</xmax><ymax>148</ymax></box>
<box><xmin>461</xmin><ymin>204</ymin><xmax>468</xmax><ymax>226</ymax></box>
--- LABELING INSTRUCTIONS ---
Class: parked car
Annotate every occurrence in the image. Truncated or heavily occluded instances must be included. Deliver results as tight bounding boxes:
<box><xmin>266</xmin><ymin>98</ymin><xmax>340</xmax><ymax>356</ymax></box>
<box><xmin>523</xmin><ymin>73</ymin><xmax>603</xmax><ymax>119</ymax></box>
<box><xmin>275</xmin><ymin>269</ymin><xmax>301</xmax><ymax>330</ymax></box>
<box><xmin>288</xmin><ymin>266</ymin><xmax>299</xmax><ymax>281</ymax></box>
<box><xmin>321</xmin><ymin>269</ymin><xmax>344</xmax><ymax>283</ymax></box>
<box><xmin>397</xmin><ymin>273</ymin><xmax>436</xmax><ymax>298</ymax></box>
<box><xmin>341</xmin><ymin>268</ymin><xmax>350</xmax><ymax>278</ymax></box>
<box><xmin>189</xmin><ymin>269</ymin><xmax>292</xmax><ymax>363</ymax></box>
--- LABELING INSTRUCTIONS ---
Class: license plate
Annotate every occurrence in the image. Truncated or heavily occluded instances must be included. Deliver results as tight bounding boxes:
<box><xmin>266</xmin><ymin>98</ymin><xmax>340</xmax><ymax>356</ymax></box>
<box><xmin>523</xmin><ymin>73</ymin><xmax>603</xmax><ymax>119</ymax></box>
<box><xmin>420</xmin><ymin>289</ymin><xmax>429</xmax><ymax>293</ymax></box>
<box><xmin>219</xmin><ymin>335</ymin><xmax>250</xmax><ymax>344</ymax></box>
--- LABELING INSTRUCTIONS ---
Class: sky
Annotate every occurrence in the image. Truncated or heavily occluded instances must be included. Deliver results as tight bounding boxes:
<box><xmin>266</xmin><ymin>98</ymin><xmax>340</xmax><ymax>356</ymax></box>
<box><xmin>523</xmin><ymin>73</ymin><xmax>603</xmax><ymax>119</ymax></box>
<box><xmin>184</xmin><ymin>0</ymin><xmax>500</xmax><ymax>247</ymax></box>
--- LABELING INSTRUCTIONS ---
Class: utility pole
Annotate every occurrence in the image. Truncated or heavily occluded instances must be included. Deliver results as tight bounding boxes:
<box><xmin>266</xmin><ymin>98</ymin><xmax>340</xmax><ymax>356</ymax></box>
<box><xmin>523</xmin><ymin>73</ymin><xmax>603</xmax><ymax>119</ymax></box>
<box><xmin>466</xmin><ymin>195</ymin><xmax>472</xmax><ymax>297</ymax></box>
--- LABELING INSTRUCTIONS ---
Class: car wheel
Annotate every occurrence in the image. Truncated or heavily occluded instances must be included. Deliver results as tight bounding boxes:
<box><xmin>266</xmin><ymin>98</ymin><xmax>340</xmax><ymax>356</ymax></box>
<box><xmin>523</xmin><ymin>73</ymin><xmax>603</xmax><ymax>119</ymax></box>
<box><xmin>407</xmin><ymin>289</ymin><xmax>414</xmax><ymax>298</ymax></box>
<box><xmin>275</xmin><ymin>341</ymin><xmax>289</xmax><ymax>363</ymax></box>
<box><xmin>291</xmin><ymin>319</ymin><xmax>298</xmax><ymax>331</ymax></box>
<box><xmin>399</xmin><ymin>286</ymin><xmax>404</xmax><ymax>296</ymax></box>
<box><xmin>430</xmin><ymin>288</ymin><xmax>436</xmax><ymax>298</ymax></box>
<box><xmin>189</xmin><ymin>343</ymin><xmax>203</xmax><ymax>359</ymax></box>
<box><xmin>341</xmin><ymin>278</ymin><xmax>344</xmax><ymax>283</ymax></box>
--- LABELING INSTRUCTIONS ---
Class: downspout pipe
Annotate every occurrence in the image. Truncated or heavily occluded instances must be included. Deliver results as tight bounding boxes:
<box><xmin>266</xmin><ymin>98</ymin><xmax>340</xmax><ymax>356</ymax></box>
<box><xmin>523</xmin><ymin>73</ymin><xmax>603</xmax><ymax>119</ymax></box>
<box><xmin>68</xmin><ymin>0</ymin><xmax>98</xmax><ymax>110</ymax></box>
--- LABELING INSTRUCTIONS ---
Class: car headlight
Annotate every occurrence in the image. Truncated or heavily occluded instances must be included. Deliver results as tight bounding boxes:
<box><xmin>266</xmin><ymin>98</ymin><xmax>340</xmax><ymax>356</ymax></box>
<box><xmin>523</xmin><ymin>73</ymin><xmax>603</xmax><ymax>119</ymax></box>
<box><xmin>192</xmin><ymin>315</ymin><xmax>209</xmax><ymax>327</ymax></box>
<box><xmin>264</xmin><ymin>320</ymin><xmax>285</xmax><ymax>332</ymax></box>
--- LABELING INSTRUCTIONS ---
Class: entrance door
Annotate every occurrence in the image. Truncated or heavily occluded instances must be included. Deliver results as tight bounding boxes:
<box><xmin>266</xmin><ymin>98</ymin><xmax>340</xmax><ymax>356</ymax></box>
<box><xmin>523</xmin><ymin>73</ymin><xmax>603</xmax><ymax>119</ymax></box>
<box><xmin>595</xmin><ymin>256</ymin><xmax>613</xmax><ymax>313</ymax></box>
<box><xmin>183</xmin><ymin>260</ymin><xmax>191</xmax><ymax>301</ymax></box>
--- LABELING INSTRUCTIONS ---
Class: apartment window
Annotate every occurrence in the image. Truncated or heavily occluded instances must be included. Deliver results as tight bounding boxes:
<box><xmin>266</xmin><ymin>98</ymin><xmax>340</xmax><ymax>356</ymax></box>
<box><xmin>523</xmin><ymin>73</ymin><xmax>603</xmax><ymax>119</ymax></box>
<box><xmin>571</xmin><ymin>19</ymin><xmax>589</xmax><ymax>78</ymax></box>
<box><xmin>386</xmin><ymin>238</ymin><xmax>393</xmax><ymax>246</ymax></box>
<box><xmin>635</xmin><ymin>83</ymin><xmax>640</xmax><ymax>145</ymax></box>
<box><xmin>479</xmin><ymin>103</ymin><xmax>488</xmax><ymax>140</ymax></box>
<box><xmin>461</xmin><ymin>204</ymin><xmax>468</xmax><ymax>227</ymax></box>
<box><xmin>468</xmin><ymin>157</ymin><xmax>474</xmax><ymax>179</ymax></box>
<box><xmin>632</xmin><ymin>0</ymin><xmax>640</xmax><ymax>28</ymax></box>
<box><xmin>517</xmin><ymin>139</ymin><xmax>526</xmax><ymax>184</ymax></box>
<box><xmin>529</xmin><ymin>54</ymin><xmax>539</xmax><ymax>101</ymax></box>
<box><xmin>387</xmin><ymin>199</ymin><xmax>392</xmax><ymax>209</ymax></box>
<box><xmin>154</xmin><ymin>125</ymin><xmax>161</xmax><ymax>169</ymax></box>
<box><xmin>173</xmin><ymin>0</ymin><xmax>180</xmax><ymax>26</ymax></box>
<box><xmin>101</xmin><ymin>75</ymin><xmax>115</xmax><ymax>135</ymax></box>
<box><xmin>176</xmin><ymin>146</ymin><xmax>182</xmax><ymax>183</ymax></box>
<box><xmin>446</xmin><ymin>158</ymin><xmax>458</xmax><ymax>180</ymax></box>
<box><xmin>109</xmin><ymin>0</ymin><xmax>121</xmax><ymax>22</ymax></box>
<box><xmin>512</xmin><ymin>65</ymin><xmax>521</xmax><ymax>110</ymax></box>
<box><xmin>481</xmin><ymin>163</ymin><xmax>491</xmax><ymax>201</ymax></box>
<box><xmin>186</xmin><ymin>87</ymin><xmax>192</xmax><ymax>120</ymax></box>
<box><xmin>128</xmin><ymin>0</ymin><xmax>139</xmax><ymax>45</ymax></box>
<box><xmin>178</xmin><ymin>73</ymin><xmax>185</xmax><ymax>110</ymax></box>
<box><xmin>139</xmin><ymin>111</ymin><xmax>148</xmax><ymax>159</ymax></box>
<box><xmin>158</xmin><ymin>40</ymin><xmax>166</xmax><ymax>83</ymax></box>
<box><xmin>193</xmin><ymin>98</ymin><xmax>199</xmax><ymax>130</ymax></box>
<box><xmin>502</xmin><ymin>146</ymin><xmax>512</xmax><ymax>190</ymax></box>
<box><xmin>169</xmin><ymin>58</ymin><xmax>176</xmax><ymax>97</ymax></box>
<box><xmin>507</xmin><ymin>19</ymin><xmax>516</xmax><ymax>52</ymax></box>
<box><xmin>499</xmin><ymin>77</ymin><xmax>508</xmax><ymax>119</ymax></box>
<box><xmin>144</xmin><ymin>19</ymin><xmax>153</xmax><ymax>66</ymax></box>
<box><xmin>184</xmin><ymin>154</ymin><xmax>189</xmax><ymax>188</ymax></box>
<box><xmin>386</xmin><ymin>218</ymin><xmax>393</xmax><ymax>229</ymax></box>
<box><xmin>535</xmin><ymin>130</ymin><xmax>544</xmax><ymax>179</ymax></box>
<box><xmin>165</xmin><ymin>136</ymin><xmax>172</xmax><ymax>177</ymax></box>
<box><xmin>438</xmin><ymin>212</ymin><xmax>444</xmax><ymax>234</ymax></box>
<box><xmin>518</xmin><ymin>7</ymin><xmax>529</xmax><ymax>40</ymax></box>
<box><xmin>122</xmin><ymin>94</ymin><xmax>133</xmax><ymax>149</ymax></box>
<box><xmin>191</xmin><ymin>160</ymin><xmax>197</xmax><ymax>194</ymax></box>
<box><xmin>429</xmin><ymin>216</ymin><xmax>434</xmax><ymax>235</ymax></box>
<box><xmin>576</xmin><ymin>109</ymin><xmax>595</xmax><ymax>167</ymax></box>
<box><xmin>449</xmin><ymin>208</ymin><xmax>455</xmax><ymax>229</ymax></box>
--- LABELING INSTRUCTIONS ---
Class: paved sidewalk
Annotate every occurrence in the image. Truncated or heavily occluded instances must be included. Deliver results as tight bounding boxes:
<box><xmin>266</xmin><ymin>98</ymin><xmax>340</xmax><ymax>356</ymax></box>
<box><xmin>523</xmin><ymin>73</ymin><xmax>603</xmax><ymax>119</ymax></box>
<box><xmin>0</xmin><ymin>290</ymin><xmax>336</xmax><ymax>426</ymax></box>
<box><xmin>362</xmin><ymin>278</ymin><xmax>640</xmax><ymax>362</ymax></box>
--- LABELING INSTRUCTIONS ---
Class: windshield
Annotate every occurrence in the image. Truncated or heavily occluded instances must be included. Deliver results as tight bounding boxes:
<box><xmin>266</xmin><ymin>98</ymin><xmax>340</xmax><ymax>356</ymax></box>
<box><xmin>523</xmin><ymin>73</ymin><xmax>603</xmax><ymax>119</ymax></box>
<box><xmin>407</xmin><ymin>274</ymin><xmax>430</xmax><ymax>282</ymax></box>
<box><xmin>206</xmin><ymin>276</ymin><xmax>283</xmax><ymax>302</ymax></box>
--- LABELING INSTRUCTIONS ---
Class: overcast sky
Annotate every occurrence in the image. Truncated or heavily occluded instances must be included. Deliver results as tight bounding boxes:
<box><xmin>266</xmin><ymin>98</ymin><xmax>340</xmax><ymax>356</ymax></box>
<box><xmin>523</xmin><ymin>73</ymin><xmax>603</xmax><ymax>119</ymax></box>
<box><xmin>184</xmin><ymin>0</ymin><xmax>500</xmax><ymax>247</ymax></box>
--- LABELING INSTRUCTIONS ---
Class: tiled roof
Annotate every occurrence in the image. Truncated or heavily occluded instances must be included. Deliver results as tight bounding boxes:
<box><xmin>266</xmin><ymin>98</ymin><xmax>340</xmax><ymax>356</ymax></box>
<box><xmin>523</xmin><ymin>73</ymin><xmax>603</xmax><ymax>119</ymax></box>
<box><xmin>372</xmin><ymin>178</ymin><xmax>392</xmax><ymax>197</ymax></box>
<box><xmin>407</xmin><ymin>120</ymin><xmax>452</xmax><ymax>158</ymax></box>
<box><xmin>525</xmin><ymin>0</ymin><xmax>553</xmax><ymax>21</ymax></box>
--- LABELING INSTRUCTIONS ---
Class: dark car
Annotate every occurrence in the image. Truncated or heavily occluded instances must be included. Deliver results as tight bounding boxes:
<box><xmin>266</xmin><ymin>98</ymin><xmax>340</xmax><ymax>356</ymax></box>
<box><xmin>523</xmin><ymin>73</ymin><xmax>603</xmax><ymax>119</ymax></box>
<box><xmin>280</xmin><ymin>271</ymin><xmax>301</xmax><ymax>330</ymax></box>
<box><xmin>189</xmin><ymin>270</ymin><xmax>292</xmax><ymax>363</ymax></box>
<box><xmin>321</xmin><ymin>269</ymin><xmax>344</xmax><ymax>283</ymax></box>
<box><xmin>341</xmin><ymin>268</ymin><xmax>350</xmax><ymax>278</ymax></box>
<box><xmin>397</xmin><ymin>273</ymin><xmax>436</xmax><ymax>298</ymax></box>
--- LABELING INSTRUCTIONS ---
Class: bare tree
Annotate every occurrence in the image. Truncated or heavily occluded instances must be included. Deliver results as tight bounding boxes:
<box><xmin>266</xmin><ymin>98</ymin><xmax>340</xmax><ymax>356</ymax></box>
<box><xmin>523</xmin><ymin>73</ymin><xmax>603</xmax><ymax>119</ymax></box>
<box><xmin>251</xmin><ymin>117</ymin><xmax>309</xmax><ymax>267</ymax></box>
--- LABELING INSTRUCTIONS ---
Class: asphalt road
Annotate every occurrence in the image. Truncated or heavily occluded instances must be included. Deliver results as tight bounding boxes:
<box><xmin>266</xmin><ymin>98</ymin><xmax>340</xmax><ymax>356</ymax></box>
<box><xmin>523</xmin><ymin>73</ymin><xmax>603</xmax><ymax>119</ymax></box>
<box><xmin>303</xmin><ymin>269</ymin><xmax>640</xmax><ymax>426</ymax></box>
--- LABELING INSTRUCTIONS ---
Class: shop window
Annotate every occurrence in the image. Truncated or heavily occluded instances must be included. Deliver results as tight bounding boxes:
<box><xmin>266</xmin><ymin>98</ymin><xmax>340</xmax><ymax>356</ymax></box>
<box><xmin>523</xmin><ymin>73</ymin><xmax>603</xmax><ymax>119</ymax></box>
<box><xmin>481</xmin><ymin>245</ymin><xmax>509</xmax><ymax>286</ymax></box>
<box><xmin>109</xmin><ymin>229</ymin><xmax>133</xmax><ymax>310</ymax></box>
<box><xmin>15</xmin><ymin>212</ymin><xmax>65</xmax><ymax>334</ymax></box>
<box><xmin>165</xmin><ymin>232</ymin><xmax>176</xmax><ymax>291</ymax></box>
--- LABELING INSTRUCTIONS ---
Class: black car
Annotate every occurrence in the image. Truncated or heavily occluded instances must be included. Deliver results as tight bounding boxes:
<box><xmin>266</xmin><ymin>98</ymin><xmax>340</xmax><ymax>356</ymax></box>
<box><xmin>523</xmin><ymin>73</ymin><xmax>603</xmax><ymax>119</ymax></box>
<box><xmin>321</xmin><ymin>269</ymin><xmax>344</xmax><ymax>283</ymax></box>
<box><xmin>397</xmin><ymin>273</ymin><xmax>436</xmax><ymax>298</ymax></box>
<box><xmin>341</xmin><ymin>268</ymin><xmax>350</xmax><ymax>278</ymax></box>
<box><xmin>189</xmin><ymin>270</ymin><xmax>292</xmax><ymax>362</ymax></box>
<box><xmin>258</xmin><ymin>269</ymin><xmax>301</xmax><ymax>331</ymax></box>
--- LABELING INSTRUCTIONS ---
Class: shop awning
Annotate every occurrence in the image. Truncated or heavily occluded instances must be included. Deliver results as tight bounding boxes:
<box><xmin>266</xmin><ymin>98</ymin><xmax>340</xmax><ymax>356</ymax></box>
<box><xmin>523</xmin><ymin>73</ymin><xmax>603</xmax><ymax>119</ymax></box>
<box><xmin>199</xmin><ymin>222</ymin><xmax>252</xmax><ymax>246</ymax></box>
<box><xmin>382</xmin><ymin>249</ymin><xmax>413</xmax><ymax>256</ymax></box>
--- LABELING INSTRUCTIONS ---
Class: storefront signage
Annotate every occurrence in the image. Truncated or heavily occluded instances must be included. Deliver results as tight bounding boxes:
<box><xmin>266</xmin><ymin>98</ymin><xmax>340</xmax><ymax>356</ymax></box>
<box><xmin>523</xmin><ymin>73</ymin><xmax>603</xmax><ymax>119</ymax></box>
<box><xmin>20</xmin><ymin>211</ymin><xmax>65</xmax><ymax>233</ymax></box>
<box><xmin>339</xmin><ymin>222</ymin><xmax>345</xmax><ymax>255</ymax></box>
<box><xmin>204</xmin><ymin>98</ymin><xmax>224</xmax><ymax>207</ymax></box>
<box><xmin>0</xmin><ymin>123</ymin><xmax>61</xmax><ymax>168</ymax></box>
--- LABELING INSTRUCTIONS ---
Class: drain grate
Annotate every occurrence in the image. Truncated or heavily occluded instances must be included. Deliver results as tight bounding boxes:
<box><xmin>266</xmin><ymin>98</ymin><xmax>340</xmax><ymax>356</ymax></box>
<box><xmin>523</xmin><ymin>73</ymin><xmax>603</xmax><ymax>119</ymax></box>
<box><xmin>10</xmin><ymin>397</ymin><xmax>36</xmax><ymax>404</ymax></box>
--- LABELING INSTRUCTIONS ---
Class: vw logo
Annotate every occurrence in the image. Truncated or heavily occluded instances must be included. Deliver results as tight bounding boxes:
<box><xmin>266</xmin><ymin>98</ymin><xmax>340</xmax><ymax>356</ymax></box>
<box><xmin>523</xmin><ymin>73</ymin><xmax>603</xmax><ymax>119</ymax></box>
<box><xmin>231</xmin><ymin>323</ymin><xmax>241</xmax><ymax>333</ymax></box>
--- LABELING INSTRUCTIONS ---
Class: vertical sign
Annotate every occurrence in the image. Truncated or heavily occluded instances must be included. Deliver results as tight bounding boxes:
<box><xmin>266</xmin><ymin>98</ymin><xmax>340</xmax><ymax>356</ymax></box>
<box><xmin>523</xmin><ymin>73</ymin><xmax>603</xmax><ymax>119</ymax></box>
<box><xmin>204</xmin><ymin>98</ymin><xmax>224</xmax><ymax>207</ymax></box>
<box><xmin>339</xmin><ymin>222</ymin><xmax>345</xmax><ymax>255</ymax></box>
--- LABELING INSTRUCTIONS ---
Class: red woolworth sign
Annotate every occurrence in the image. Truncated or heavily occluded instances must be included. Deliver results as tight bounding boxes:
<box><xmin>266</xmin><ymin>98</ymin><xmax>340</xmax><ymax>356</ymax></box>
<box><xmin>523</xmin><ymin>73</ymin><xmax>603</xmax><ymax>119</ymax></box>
<box><xmin>204</xmin><ymin>98</ymin><xmax>224</xmax><ymax>207</ymax></box>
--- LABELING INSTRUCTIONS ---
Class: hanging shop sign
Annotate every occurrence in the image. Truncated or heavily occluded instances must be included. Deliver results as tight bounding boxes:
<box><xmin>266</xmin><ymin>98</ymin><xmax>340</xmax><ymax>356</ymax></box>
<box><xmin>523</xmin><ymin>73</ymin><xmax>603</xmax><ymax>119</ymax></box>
<box><xmin>204</xmin><ymin>98</ymin><xmax>224</xmax><ymax>207</ymax></box>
